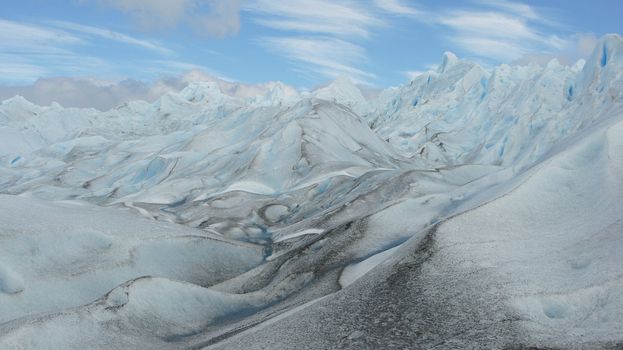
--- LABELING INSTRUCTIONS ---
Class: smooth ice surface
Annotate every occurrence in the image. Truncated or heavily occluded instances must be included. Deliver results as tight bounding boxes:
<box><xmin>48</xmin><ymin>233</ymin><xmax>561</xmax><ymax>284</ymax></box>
<box><xmin>0</xmin><ymin>195</ymin><xmax>264</xmax><ymax>324</ymax></box>
<box><xmin>434</xmin><ymin>115</ymin><xmax>623</xmax><ymax>347</ymax></box>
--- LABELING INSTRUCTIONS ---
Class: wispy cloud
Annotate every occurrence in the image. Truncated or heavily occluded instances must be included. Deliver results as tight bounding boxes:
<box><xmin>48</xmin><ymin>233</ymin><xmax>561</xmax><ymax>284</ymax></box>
<box><xmin>46</xmin><ymin>20</ymin><xmax>173</xmax><ymax>54</ymax></box>
<box><xmin>260</xmin><ymin>36</ymin><xmax>374</xmax><ymax>84</ymax></box>
<box><xmin>246</xmin><ymin>0</ymin><xmax>383</xmax><ymax>83</ymax></box>
<box><xmin>0</xmin><ymin>19</ymin><xmax>95</xmax><ymax>83</ymax></box>
<box><xmin>438</xmin><ymin>9</ymin><xmax>568</xmax><ymax>61</ymax></box>
<box><xmin>0</xmin><ymin>61</ymin><xmax>50</xmax><ymax>83</ymax></box>
<box><xmin>372</xmin><ymin>0</ymin><xmax>423</xmax><ymax>18</ymax></box>
<box><xmin>473</xmin><ymin>0</ymin><xmax>540</xmax><ymax>20</ymax></box>
<box><xmin>0</xmin><ymin>18</ymin><xmax>177</xmax><ymax>84</ymax></box>
<box><xmin>247</xmin><ymin>0</ymin><xmax>383</xmax><ymax>38</ymax></box>
<box><xmin>439</xmin><ymin>11</ymin><xmax>541</xmax><ymax>42</ymax></box>
<box><xmin>0</xmin><ymin>19</ymin><xmax>83</xmax><ymax>54</ymax></box>
<box><xmin>377</xmin><ymin>0</ymin><xmax>576</xmax><ymax>67</ymax></box>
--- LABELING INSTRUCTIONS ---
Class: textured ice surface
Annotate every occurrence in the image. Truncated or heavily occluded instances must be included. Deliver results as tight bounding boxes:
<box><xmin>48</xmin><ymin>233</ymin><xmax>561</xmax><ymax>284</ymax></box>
<box><xmin>0</xmin><ymin>34</ymin><xmax>622</xmax><ymax>349</ymax></box>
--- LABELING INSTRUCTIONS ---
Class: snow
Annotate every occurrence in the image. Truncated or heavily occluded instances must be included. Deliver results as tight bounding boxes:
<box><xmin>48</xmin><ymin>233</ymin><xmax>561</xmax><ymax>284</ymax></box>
<box><xmin>312</xmin><ymin>75</ymin><xmax>370</xmax><ymax>116</ymax></box>
<box><xmin>263</xmin><ymin>204</ymin><xmax>290</xmax><ymax>223</ymax></box>
<box><xmin>435</xmin><ymin>114</ymin><xmax>623</xmax><ymax>347</ymax></box>
<box><xmin>339</xmin><ymin>245</ymin><xmax>401</xmax><ymax>288</ymax></box>
<box><xmin>273</xmin><ymin>228</ymin><xmax>324</xmax><ymax>243</ymax></box>
<box><xmin>223</xmin><ymin>181</ymin><xmax>277</xmax><ymax>195</ymax></box>
<box><xmin>0</xmin><ymin>194</ymin><xmax>264</xmax><ymax>324</ymax></box>
<box><xmin>0</xmin><ymin>277</ymin><xmax>267</xmax><ymax>349</ymax></box>
<box><xmin>0</xmin><ymin>264</ymin><xmax>24</xmax><ymax>294</ymax></box>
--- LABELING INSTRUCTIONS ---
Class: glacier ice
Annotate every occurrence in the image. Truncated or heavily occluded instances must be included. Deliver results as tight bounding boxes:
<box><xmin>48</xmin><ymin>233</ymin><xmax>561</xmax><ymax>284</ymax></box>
<box><xmin>0</xmin><ymin>34</ymin><xmax>622</xmax><ymax>349</ymax></box>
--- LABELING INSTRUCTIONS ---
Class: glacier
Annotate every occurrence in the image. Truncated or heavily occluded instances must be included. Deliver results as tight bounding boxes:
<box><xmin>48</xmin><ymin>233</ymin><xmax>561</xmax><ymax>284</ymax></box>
<box><xmin>0</xmin><ymin>34</ymin><xmax>622</xmax><ymax>349</ymax></box>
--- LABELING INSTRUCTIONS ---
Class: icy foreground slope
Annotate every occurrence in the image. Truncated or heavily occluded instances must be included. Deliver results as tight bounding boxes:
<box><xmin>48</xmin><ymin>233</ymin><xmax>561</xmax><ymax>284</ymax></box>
<box><xmin>0</xmin><ymin>35</ymin><xmax>622</xmax><ymax>349</ymax></box>
<box><xmin>212</xmin><ymin>110</ymin><xmax>623</xmax><ymax>350</ymax></box>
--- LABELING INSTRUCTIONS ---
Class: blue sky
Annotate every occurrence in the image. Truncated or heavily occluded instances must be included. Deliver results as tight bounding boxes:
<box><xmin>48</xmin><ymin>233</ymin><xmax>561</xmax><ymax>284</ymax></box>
<box><xmin>1</xmin><ymin>0</ymin><xmax>622</xmax><ymax>90</ymax></box>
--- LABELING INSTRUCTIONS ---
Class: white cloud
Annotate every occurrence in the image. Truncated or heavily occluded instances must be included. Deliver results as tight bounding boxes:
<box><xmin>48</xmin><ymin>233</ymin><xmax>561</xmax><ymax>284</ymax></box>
<box><xmin>441</xmin><ymin>10</ymin><xmax>569</xmax><ymax>52</ymax></box>
<box><xmin>435</xmin><ymin>8</ymin><xmax>571</xmax><ymax>62</ymax></box>
<box><xmin>88</xmin><ymin>0</ymin><xmax>242</xmax><ymax>37</ymax></box>
<box><xmin>369</xmin><ymin>0</ymin><xmax>573</xmax><ymax>63</ymax></box>
<box><xmin>473</xmin><ymin>0</ymin><xmax>540</xmax><ymax>20</ymax></box>
<box><xmin>260</xmin><ymin>36</ymin><xmax>374</xmax><ymax>84</ymax></box>
<box><xmin>46</xmin><ymin>20</ymin><xmax>173</xmax><ymax>54</ymax></box>
<box><xmin>372</xmin><ymin>0</ymin><xmax>423</xmax><ymax>18</ymax></box>
<box><xmin>0</xmin><ymin>18</ymin><xmax>179</xmax><ymax>84</ymax></box>
<box><xmin>246</xmin><ymin>0</ymin><xmax>383</xmax><ymax>84</ymax></box>
<box><xmin>0</xmin><ymin>19</ymin><xmax>112</xmax><ymax>84</ymax></box>
<box><xmin>439</xmin><ymin>11</ymin><xmax>539</xmax><ymax>41</ymax></box>
<box><xmin>247</xmin><ymin>0</ymin><xmax>383</xmax><ymax>38</ymax></box>
<box><xmin>0</xmin><ymin>62</ymin><xmax>50</xmax><ymax>84</ymax></box>
<box><xmin>452</xmin><ymin>36</ymin><xmax>529</xmax><ymax>61</ymax></box>
<box><xmin>0</xmin><ymin>19</ymin><xmax>83</xmax><ymax>54</ymax></box>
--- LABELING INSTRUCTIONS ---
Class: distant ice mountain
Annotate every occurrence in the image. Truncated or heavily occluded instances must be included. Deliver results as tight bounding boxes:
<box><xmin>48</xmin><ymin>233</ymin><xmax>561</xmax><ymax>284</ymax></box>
<box><xmin>0</xmin><ymin>34</ymin><xmax>622</xmax><ymax>349</ymax></box>
<box><xmin>368</xmin><ymin>34</ymin><xmax>623</xmax><ymax>170</ymax></box>
<box><xmin>311</xmin><ymin>75</ymin><xmax>370</xmax><ymax>116</ymax></box>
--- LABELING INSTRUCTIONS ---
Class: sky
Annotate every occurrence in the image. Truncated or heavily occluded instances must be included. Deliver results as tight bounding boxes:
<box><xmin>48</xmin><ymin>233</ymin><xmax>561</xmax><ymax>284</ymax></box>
<box><xmin>1</xmin><ymin>0</ymin><xmax>622</xmax><ymax>108</ymax></box>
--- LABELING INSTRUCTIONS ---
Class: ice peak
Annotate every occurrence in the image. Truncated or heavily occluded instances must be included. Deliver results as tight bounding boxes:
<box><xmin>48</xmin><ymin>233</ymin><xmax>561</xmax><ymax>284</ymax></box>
<box><xmin>313</xmin><ymin>75</ymin><xmax>369</xmax><ymax>115</ymax></box>
<box><xmin>575</xmin><ymin>33</ymin><xmax>623</xmax><ymax>92</ymax></box>
<box><xmin>322</xmin><ymin>75</ymin><xmax>359</xmax><ymax>93</ymax></box>
<box><xmin>50</xmin><ymin>101</ymin><xmax>63</xmax><ymax>110</ymax></box>
<box><xmin>179</xmin><ymin>81</ymin><xmax>223</xmax><ymax>102</ymax></box>
<box><xmin>602</xmin><ymin>33</ymin><xmax>623</xmax><ymax>45</ymax></box>
<box><xmin>583</xmin><ymin>33</ymin><xmax>623</xmax><ymax>71</ymax></box>
<box><xmin>598</xmin><ymin>33</ymin><xmax>623</xmax><ymax>67</ymax></box>
<box><xmin>2</xmin><ymin>95</ymin><xmax>33</xmax><ymax>107</ymax></box>
<box><xmin>546</xmin><ymin>58</ymin><xmax>561</xmax><ymax>69</ymax></box>
<box><xmin>252</xmin><ymin>81</ymin><xmax>300</xmax><ymax>106</ymax></box>
<box><xmin>572</xmin><ymin>59</ymin><xmax>586</xmax><ymax>73</ymax></box>
<box><xmin>438</xmin><ymin>51</ymin><xmax>459</xmax><ymax>73</ymax></box>
<box><xmin>314</xmin><ymin>75</ymin><xmax>360</xmax><ymax>100</ymax></box>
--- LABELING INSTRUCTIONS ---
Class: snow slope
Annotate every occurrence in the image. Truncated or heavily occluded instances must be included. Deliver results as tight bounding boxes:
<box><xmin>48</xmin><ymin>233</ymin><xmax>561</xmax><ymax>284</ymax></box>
<box><xmin>0</xmin><ymin>34</ymin><xmax>622</xmax><ymax>349</ymax></box>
